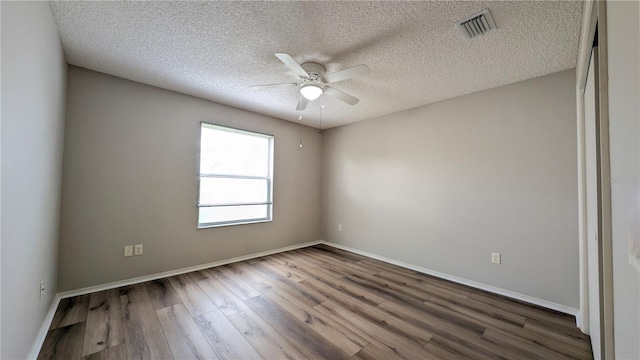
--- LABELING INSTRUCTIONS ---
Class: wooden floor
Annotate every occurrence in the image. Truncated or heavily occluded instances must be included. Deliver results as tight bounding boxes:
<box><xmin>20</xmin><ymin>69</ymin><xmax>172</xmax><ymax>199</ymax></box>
<box><xmin>39</xmin><ymin>244</ymin><xmax>592</xmax><ymax>360</ymax></box>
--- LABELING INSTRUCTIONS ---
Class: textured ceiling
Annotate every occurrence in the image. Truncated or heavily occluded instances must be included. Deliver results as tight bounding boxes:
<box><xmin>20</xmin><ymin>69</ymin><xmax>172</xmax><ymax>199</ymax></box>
<box><xmin>49</xmin><ymin>1</ymin><xmax>582</xmax><ymax>129</ymax></box>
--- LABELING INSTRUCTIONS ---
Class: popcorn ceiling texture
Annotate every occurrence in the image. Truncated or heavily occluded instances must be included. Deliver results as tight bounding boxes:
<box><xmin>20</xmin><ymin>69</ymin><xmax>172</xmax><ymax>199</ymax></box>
<box><xmin>49</xmin><ymin>1</ymin><xmax>582</xmax><ymax>129</ymax></box>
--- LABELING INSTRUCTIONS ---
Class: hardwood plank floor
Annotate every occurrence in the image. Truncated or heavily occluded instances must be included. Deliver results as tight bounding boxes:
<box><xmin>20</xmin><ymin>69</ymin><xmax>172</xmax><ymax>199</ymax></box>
<box><xmin>121</xmin><ymin>290</ymin><xmax>173</xmax><ymax>359</ymax></box>
<box><xmin>82</xmin><ymin>289</ymin><xmax>125</xmax><ymax>356</ymax></box>
<box><xmin>49</xmin><ymin>294</ymin><xmax>90</xmax><ymax>330</ymax></box>
<box><xmin>39</xmin><ymin>245</ymin><xmax>592</xmax><ymax>359</ymax></box>
<box><xmin>157</xmin><ymin>304</ymin><xmax>219</xmax><ymax>359</ymax></box>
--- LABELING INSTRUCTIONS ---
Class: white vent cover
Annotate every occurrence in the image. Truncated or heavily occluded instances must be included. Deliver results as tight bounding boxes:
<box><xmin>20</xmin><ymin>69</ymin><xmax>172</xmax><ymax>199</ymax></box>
<box><xmin>455</xmin><ymin>9</ymin><xmax>496</xmax><ymax>40</ymax></box>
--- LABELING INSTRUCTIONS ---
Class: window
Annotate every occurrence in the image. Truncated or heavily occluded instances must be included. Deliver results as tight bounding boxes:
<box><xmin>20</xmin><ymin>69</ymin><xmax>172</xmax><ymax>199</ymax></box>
<box><xmin>198</xmin><ymin>123</ymin><xmax>273</xmax><ymax>228</ymax></box>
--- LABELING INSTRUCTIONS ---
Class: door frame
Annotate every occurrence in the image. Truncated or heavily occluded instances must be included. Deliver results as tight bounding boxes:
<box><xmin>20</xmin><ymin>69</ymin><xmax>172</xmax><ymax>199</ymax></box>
<box><xmin>575</xmin><ymin>1</ymin><xmax>614</xmax><ymax>358</ymax></box>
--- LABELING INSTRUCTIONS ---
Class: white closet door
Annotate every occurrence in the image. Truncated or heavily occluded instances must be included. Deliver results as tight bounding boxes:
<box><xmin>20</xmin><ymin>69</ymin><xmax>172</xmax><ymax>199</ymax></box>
<box><xmin>584</xmin><ymin>47</ymin><xmax>602</xmax><ymax>360</ymax></box>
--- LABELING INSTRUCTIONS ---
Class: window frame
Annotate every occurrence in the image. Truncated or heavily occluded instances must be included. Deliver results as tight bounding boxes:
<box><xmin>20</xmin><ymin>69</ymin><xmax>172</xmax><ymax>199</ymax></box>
<box><xmin>197</xmin><ymin>122</ymin><xmax>274</xmax><ymax>229</ymax></box>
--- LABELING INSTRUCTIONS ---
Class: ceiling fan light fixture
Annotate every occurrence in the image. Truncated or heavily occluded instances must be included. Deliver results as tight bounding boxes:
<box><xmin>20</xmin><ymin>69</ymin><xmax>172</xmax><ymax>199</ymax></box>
<box><xmin>300</xmin><ymin>84</ymin><xmax>323</xmax><ymax>100</ymax></box>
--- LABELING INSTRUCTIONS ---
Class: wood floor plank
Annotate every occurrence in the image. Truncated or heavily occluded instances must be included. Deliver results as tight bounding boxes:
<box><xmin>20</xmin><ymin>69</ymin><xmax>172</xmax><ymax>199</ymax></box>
<box><xmin>376</xmin><ymin>300</ymin><xmax>510</xmax><ymax>357</ymax></box>
<box><xmin>358</xmin><ymin>258</ymin><xmax>475</xmax><ymax>295</ymax></box>
<box><xmin>245</xmin><ymin>295</ymin><xmax>351</xmax><ymax>360</ymax></box>
<box><xmin>423</xmin><ymin>336</ymin><xmax>495</xmax><ymax>360</ymax></box>
<box><xmin>469</xmin><ymin>292</ymin><xmax>578</xmax><ymax>329</ymax></box>
<box><xmin>83</xmin><ymin>343</ymin><xmax>127</xmax><ymax>360</ymax></box>
<box><xmin>377</xmin><ymin>298</ymin><xmax>538</xmax><ymax>360</ymax></box>
<box><xmin>226</xmin><ymin>261</ymin><xmax>268</xmax><ymax>284</ymax></box>
<box><xmin>49</xmin><ymin>294</ymin><xmax>90</xmax><ymax>330</ymax></box>
<box><xmin>262</xmin><ymin>256</ymin><xmax>311</xmax><ymax>282</ymax></box>
<box><xmin>194</xmin><ymin>270</ymin><xmax>249</xmax><ymax>316</ymax></box>
<box><xmin>194</xmin><ymin>309</ymin><xmax>262</xmax><ymax>360</ymax></box>
<box><xmin>314</xmin><ymin>300</ymin><xmax>438</xmax><ymax>360</ymax></box>
<box><xmin>347</xmin><ymin>272</ymin><xmax>436</xmax><ymax>302</ymax></box>
<box><xmin>82</xmin><ymin>289</ymin><xmax>125</xmax><ymax>356</ymax></box>
<box><xmin>300</xmin><ymin>276</ymin><xmax>385</xmax><ymax>307</ymax></box>
<box><xmin>351</xmin><ymin>343</ymin><xmax>403</xmax><ymax>360</ymax></box>
<box><xmin>275</xmin><ymin>251</ymin><xmax>349</xmax><ymax>281</ymax></box>
<box><xmin>167</xmin><ymin>273</ymin><xmax>217</xmax><ymax>317</ymax></box>
<box><xmin>144</xmin><ymin>278</ymin><xmax>183</xmax><ymax>310</ymax></box>
<box><xmin>417</xmin><ymin>297</ymin><xmax>581</xmax><ymax>360</ymax></box>
<box><xmin>288</xmin><ymin>250</ymin><xmax>350</xmax><ymax>279</ymax></box>
<box><xmin>375</xmin><ymin>269</ymin><xmax>471</xmax><ymax>299</ymax></box>
<box><xmin>259</xmin><ymin>277</ymin><xmax>328</xmax><ymax>307</ymax></box>
<box><xmin>429</xmin><ymin>295</ymin><xmax>527</xmax><ymax>327</ymax></box>
<box><xmin>228</xmin><ymin>309</ymin><xmax>309</xmax><ymax>360</ymax></box>
<box><xmin>38</xmin><ymin>322</ymin><xmax>85</xmax><ymax>360</ymax></box>
<box><xmin>524</xmin><ymin>319</ymin><xmax>593</xmax><ymax>351</ymax></box>
<box><xmin>342</xmin><ymin>272</ymin><xmax>432</xmax><ymax>306</ymax></box>
<box><xmin>316</xmin><ymin>296</ymin><xmax>433</xmax><ymax>346</ymax></box>
<box><xmin>253</xmin><ymin>282</ymin><xmax>368</xmax><ymax>356</ymax></box>
<box><xmin>117</xmin><ymin>283</ymin><xmax>148</xmax><ymax>296</ymax></box>
<box><xmin>207</xmin><ymin>266</ymin><xmax>261</xmax><ymax>300</ymax></box>
<box><xmin>272</xmin><ymin>251</ymin><xmax>346</xmax><ymax>278</ymax></box>
<box><xmin>302</xmin><ymin>248</ymin><xmax>378</xmax><ymax>278</ymax></box>
<box><xmin>156</xmin><ymin>304</ymin><xmax>219</xmax><ymax>360</ymax></box>
<box><xmin>120</xmin><ymin>290</ymin><xmax>173</xmax><ymax>360</ymax></box>
<box><xmin>482</xmin><ymin>328</ymin><xmax>574</xmax><ymax>360</ymax></box>
<box><xmin>246</xmin><ymin>257</ymin><xmax>308</xmax><ymax>283</ymax></box>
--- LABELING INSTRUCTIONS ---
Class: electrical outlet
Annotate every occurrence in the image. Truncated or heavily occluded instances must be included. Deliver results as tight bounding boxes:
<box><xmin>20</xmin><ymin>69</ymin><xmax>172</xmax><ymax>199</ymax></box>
<box><xmin>491</xmin><ymin>252</ymin><xmax>501</xmax><ymax>264</ymax></box>
<box><xmin>134</xmin><ymin>244</ymin><xmax>143</xmax><ymax>256</ymax></box>
<box><xmin>124</xmin><ymin>245</ymin><xmax>133</xmax><ymax>257</ymax></box>
<box><xmin>338</xmin><ymin>224</ymin><xmax>343</xmax><ymax>232</ymax></box>
<box><xmin>40</xmin><ymin>281</ymin><xmax>45</xmax><ymax>299</ymax></box>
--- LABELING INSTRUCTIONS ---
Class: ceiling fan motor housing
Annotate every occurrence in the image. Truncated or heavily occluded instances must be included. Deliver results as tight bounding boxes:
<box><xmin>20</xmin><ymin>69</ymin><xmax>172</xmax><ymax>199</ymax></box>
<box><xmin>301</xmin><ymin>62</ymin><xmax>326</xmax><ymax>82</ymax></box>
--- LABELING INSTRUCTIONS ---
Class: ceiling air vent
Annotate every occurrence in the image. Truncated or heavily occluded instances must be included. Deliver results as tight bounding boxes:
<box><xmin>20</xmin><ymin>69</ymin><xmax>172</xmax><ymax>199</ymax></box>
<box><xmin>455</xmin><ymin>9</ymin><xmax>496</xmax><ymax>40</ymax></box>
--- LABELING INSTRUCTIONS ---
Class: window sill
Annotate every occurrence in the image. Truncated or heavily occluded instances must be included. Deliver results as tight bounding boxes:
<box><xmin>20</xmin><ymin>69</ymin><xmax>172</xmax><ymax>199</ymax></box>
<box><xmin>198</xmin><ymin>219</ymin><xmax>272</xmax><ymax>229</ymax></box>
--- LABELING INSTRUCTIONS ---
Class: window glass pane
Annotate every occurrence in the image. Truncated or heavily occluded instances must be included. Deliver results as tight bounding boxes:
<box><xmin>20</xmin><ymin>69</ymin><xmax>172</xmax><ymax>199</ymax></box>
<box><xmin>200</xmin><ymin>126</ymin><xmax>270</xmax><ymax>177</ymax></box>
<box><xmin>198</xmin><ymin>205</ymin><xmax>269</xmax><ymax>226</ymax></box>
<box><xmin>199</xmin><ymin>177</ymin><xmax>268</xmax><ymax>205</ymax></box>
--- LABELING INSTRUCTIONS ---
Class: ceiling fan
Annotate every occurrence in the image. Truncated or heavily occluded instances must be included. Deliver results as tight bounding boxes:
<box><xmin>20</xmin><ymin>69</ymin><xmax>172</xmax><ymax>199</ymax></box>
<box><xmin>250</xmin><ymin>53</ymin><xmax>370</xmax><ymax>111</ymax></box>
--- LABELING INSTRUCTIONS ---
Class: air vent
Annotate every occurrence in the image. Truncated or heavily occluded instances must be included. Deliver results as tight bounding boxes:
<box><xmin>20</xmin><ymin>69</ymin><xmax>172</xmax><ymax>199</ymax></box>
<box><xmin>455</xmin><ymin>9</ymin><xmax>496</xmax><ymax>40</ymax></box>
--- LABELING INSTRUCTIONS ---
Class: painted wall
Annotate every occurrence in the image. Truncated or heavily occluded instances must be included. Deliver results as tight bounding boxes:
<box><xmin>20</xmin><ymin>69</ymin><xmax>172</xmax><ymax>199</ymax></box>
<box><xmin>322</xmin><ymin>70</ymin><xmax>579</xmax><ymax>308</ymax></box>
<box><xmin>58</xmin><ymin>67</ymin><xmax>322</xmax><ymax>291</ymax></box>
<box><xmin>606</xmin><ymin>1</ymin><xmax>640</xmax><ymax>358</ymax></box>
<box><xmin>1</xmin><ymin>2</ymin><xmax>67</xmax><ymax>358</ymax></box>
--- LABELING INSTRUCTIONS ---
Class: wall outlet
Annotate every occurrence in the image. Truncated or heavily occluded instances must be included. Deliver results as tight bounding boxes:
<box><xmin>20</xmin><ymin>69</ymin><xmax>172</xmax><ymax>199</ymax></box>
<box><xmin>124</xmin><ymin>245</ymin><xmax>133</xmax><ymax>257</ymax></box>
<box><xmin>491</xmin><ymin>252</ymin><xmax>501</xmax><ymax>264</ymax></box>
<box><xmin>338</xmin><ymin>224</ymin><xmax>343</xmax><ymax>232</ymax></box>
<box><xmin>40</xmin><ymin>281</ymin><xmax>45</xmax><ymax>299</ymax></box>
<box><xmin>134</xmin><ymin>244</ymin><xmax>143</xmax><ymax>256</ymax></box>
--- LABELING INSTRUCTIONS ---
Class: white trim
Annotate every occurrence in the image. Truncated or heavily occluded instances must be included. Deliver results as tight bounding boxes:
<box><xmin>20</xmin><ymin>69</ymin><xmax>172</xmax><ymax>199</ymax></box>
<box><xmin>576</xmin><ymin>0</ymin><xmax>597</xmax><ymax>91</ymax></box>
<box><xmin>320</xmin><ymin>241</ymin><xmax>580</xmax><ymax>317</ymax></box>
<box><xmin>575</xmin><ymin>0</ymin><xmax>599</xmax><ymax>335</ymax></box>
<box><xmin>57</xmin><ymin>240</ymin><xmax>321</xmax><ymax>299</ymax></box>
<box><xmin>27</xmin><ymin>294</ymin><xmax>62</xmax><ymax>360</ymax></box>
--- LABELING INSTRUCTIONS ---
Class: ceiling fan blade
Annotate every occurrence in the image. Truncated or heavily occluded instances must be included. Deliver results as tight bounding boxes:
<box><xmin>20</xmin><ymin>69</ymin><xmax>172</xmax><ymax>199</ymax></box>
<box><xmin>323</xmin><ymin>64</ymin><xmax>370</xmax><ymax>83</ymax></box>
<box><xmin>275</xmin><ymin>53</ymin><xmax>309</xmax><ymax>78</ymax></box>
<box><xmin>296</xmin><ymin>96</ymin><xmax>308</xmax><ymax>111</ymax></box>
<box><xmin>324</xmin><ymin>87</ymin><xmax>359</xmax><ymax>105</ymax></box>
<box><xmin>249</xmin><ymin>83</ymin><xmax>298</xmax><ymax>90</ymax></box>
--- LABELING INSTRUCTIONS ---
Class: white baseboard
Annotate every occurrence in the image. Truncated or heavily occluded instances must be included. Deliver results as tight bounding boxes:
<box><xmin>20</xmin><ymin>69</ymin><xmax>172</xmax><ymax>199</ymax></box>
<box><xmin>320</xmin><ymin>241</ymin><xmax>580</xmax><ymax>318</ymax></box>
<box><xmin>57</xmin><ymin>240</ymin><xmax>322</xmax><ymax>299</ymax></box>
<box><xmin>27</xmin><ymin>294</ymin><xmax>61</xmax><ymax>360</ymax></box>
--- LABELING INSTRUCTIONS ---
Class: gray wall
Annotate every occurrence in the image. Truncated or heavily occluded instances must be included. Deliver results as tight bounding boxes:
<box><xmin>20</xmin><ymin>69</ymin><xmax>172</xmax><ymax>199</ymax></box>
<box><xmin>322</xmin><ymin>69</ymin><xmax>579</xmax><ymax>308</ymax></box>
<box><xmin>58</xmin><ymin>67</ymin><xmax>322</xmax><ymax>292</ymax></box>
<box><xmin>1</xmin><ymin>2</ymin><xmax>67</xmax><ymax>358</ymax></box>
<box><xmin>607</xmin><ymin>1</ymin><xmax>640</xmax><ymax>358</ymax></box>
